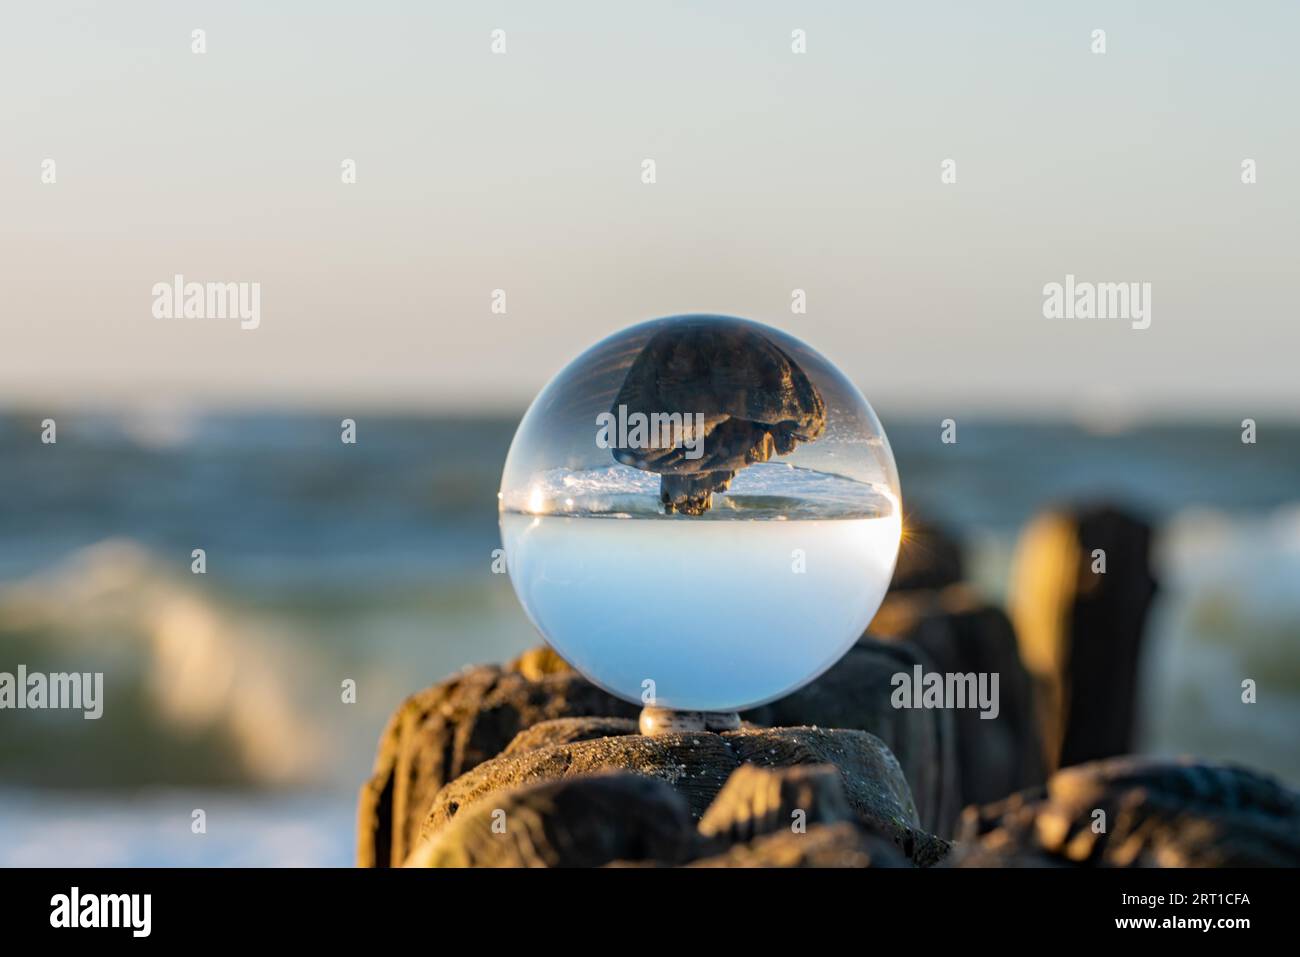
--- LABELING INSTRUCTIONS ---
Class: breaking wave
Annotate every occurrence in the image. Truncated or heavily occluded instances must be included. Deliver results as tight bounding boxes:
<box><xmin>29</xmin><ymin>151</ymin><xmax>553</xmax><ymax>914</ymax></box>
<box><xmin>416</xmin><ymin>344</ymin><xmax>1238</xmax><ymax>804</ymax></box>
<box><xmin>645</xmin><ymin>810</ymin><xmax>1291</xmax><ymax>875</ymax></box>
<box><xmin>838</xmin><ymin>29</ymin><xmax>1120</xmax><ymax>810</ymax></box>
<box><xmin>0</xmin><ymin>540</ymin><xmax>324</xmax><ymax>788</ymax></box>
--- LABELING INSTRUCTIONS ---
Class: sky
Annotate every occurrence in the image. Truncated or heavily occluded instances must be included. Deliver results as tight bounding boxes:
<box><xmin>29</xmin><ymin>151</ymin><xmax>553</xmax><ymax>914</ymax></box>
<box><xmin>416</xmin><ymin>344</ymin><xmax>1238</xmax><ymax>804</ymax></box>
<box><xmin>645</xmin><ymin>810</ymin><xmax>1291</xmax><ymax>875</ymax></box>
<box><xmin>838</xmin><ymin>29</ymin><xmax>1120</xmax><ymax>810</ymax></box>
<box><xmin>2</xmin><ymin>1</ymin><xmax>1297</xmax><ymax>418</ymax></box>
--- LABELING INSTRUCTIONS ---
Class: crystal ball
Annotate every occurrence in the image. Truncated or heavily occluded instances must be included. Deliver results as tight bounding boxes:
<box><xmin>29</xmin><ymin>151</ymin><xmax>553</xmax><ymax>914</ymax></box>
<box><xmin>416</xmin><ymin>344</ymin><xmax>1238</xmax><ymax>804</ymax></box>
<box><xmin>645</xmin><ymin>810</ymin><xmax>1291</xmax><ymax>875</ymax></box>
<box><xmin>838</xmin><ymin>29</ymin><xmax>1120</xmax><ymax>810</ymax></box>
<box><xmin>499</xmin><ymin>315</ymin><xmax>901</xmax><ymax>713</ymax></box>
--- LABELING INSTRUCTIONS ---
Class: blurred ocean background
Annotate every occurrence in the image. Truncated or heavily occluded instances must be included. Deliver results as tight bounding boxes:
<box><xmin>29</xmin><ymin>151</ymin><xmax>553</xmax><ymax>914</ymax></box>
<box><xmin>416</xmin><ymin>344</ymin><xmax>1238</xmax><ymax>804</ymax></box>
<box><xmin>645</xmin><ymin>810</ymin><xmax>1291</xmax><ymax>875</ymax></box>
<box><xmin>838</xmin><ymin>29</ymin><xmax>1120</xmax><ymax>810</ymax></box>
<box><xmin>1</xmin><ymin>410</ymin><xmax>1297</xmax><ymax>865</ymax></box>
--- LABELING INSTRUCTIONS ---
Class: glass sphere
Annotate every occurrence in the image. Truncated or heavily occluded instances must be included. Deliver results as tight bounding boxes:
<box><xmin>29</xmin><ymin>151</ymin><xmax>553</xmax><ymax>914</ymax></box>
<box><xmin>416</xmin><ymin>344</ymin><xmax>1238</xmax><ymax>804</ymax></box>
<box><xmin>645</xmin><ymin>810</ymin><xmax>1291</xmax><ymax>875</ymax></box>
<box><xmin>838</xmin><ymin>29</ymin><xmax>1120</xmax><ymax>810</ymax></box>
<box><xmin>499</xmin><ymin>315</ymin><xmax>901</xmax><ymax>713</ymax></box>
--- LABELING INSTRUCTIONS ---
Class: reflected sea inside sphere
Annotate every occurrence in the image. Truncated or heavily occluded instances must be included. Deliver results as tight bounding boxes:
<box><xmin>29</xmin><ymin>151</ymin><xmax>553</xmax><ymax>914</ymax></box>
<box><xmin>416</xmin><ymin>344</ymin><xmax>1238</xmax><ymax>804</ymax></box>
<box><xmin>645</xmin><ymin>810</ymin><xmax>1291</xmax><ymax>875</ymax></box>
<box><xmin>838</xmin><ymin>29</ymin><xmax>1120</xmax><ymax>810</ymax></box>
<box><xmin>500</xmin><ymin>461</ymin><xmax>901</xmax><ymax>711</ymax></box>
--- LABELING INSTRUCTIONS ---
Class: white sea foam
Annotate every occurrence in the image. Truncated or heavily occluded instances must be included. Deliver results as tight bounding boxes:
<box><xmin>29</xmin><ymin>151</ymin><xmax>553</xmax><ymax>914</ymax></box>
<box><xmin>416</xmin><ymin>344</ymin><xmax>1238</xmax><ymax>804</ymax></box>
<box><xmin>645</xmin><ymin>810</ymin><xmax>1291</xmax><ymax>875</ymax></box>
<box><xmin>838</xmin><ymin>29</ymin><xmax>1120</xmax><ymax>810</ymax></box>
<box><xmin>1137</xmin><ymin>504</ymin><xmax>1300</xmax><ymax>784</ymax></box>
<box><xmin>502</xmin><ymin>461</ymin><xmax>896</xmax><ymax>520</ymax></box>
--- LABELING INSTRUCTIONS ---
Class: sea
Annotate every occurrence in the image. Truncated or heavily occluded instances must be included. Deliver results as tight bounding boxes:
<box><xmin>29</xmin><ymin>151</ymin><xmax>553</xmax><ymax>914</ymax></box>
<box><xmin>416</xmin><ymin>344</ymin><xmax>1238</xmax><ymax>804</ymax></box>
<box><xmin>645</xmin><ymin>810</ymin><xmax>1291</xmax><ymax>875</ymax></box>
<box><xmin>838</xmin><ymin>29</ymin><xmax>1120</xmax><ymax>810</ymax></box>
<box><xmin>1</xmin><ymin>411</ymin><xmax>1298</xmax><ymax>865</ymax></box>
